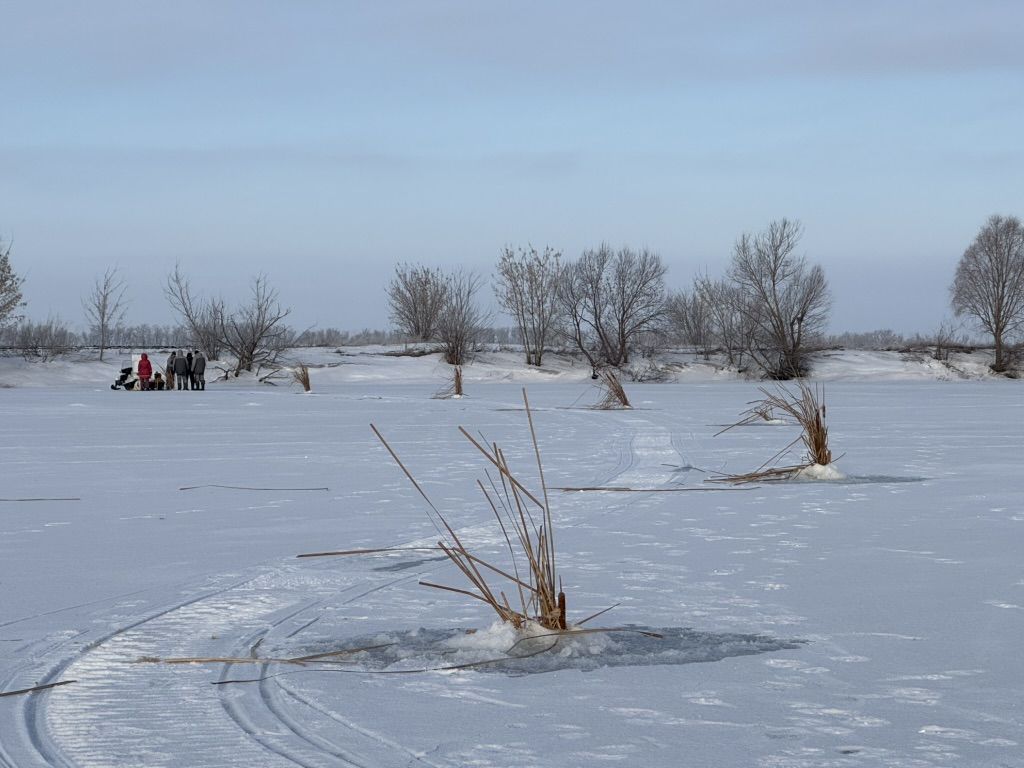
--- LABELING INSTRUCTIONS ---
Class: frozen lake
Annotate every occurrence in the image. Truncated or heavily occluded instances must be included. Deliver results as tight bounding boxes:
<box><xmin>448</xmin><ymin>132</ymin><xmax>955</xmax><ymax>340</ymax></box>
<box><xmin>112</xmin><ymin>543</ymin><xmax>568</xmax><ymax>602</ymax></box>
<box><xmin>2</xmin><ymin>375</ymin><xmax>1023</xmax><ymax>767</ymax></box>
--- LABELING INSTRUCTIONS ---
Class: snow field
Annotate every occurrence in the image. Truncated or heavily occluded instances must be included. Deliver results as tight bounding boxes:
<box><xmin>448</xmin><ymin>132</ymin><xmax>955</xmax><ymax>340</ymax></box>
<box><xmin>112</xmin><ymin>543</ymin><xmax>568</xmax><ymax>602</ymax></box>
<box><xmin>0</xmin><ymin>369</ymin><xmax>1022</xmax><ymax>767</ymax></box>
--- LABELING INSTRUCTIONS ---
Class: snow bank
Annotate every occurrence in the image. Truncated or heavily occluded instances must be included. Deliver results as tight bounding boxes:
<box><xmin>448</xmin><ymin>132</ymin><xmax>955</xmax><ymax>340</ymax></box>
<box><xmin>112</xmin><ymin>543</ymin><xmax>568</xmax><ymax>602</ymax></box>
<box><xmin>0</xmin><ymin>346</ymin><xmax>1016</xmax><ymax>389</ymax></box>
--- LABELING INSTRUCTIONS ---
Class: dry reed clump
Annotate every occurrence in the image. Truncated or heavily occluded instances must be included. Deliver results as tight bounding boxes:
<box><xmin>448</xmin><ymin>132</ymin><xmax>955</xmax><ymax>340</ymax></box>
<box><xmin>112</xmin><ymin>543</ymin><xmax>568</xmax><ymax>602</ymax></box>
<box><xmin>712</xmin><ymin>381</ymin><xmax>836</xmax><ymax>484</ymax></box>
<box><xmin>593</xmin><ymin>370</ymin><xmax>631</xmax><ymax>409</ymax></box>
<box><xmin>433</xmin><ymin>366</ymin><xmax>464</xmax><ymax>399</ymax></box>
<box><xmin>292</xmin><ymin>363</ymin><xmax>312</xmax><ymax>392</ymax></box>
<box><xmin>374</xmin><ymin>388</ymin><xmax>567</xmax><ymax>631</ymax></box>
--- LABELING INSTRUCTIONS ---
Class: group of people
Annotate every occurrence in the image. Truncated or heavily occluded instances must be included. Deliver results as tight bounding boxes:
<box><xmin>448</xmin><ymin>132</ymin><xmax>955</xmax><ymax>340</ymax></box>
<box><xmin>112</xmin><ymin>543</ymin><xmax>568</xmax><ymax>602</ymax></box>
<box><xmin>132</xmin><ymin>350</ymin><xmax>207</xmax><ymax>391</ymax></box>
<box><xmin>166</xmin><ymin>350</ymin><xmax>206</xmax><ymax>390</ymax></box>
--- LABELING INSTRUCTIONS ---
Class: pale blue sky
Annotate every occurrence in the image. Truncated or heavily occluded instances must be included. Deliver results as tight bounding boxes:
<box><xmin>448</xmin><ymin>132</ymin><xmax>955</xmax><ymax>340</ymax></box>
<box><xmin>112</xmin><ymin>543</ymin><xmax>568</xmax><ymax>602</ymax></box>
<box><xmin>2</xmin><ymin>1</ymin><xmax>1022</xmax><ymax>334</ymax></box>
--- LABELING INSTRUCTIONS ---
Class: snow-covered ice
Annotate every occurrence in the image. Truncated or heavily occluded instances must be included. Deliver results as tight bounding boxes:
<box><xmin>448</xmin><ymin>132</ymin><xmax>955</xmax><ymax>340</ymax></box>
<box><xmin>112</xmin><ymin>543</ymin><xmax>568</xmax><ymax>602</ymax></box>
<box><xmin>1</xmin><ymin>349</ymin><xmax>1022</xmax><ymax>767</ymax></box>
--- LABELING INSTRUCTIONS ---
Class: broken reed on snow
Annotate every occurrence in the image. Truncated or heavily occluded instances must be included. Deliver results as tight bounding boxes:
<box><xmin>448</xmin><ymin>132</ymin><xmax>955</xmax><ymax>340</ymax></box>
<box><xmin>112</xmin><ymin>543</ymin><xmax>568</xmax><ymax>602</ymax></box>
<box><xmin>712</xmin><ymin>380</ymin><xmax>834</xmax><ymax>484</ymax></box>
<box><xmin>307</xmin><ymin>388</ymin><xmax>567</xmax><ymax>631</ymax></box>
<box><xmin>593</xmin><ymin>369</ymin><xmax>631</xmax><ymax>409</ymax></box>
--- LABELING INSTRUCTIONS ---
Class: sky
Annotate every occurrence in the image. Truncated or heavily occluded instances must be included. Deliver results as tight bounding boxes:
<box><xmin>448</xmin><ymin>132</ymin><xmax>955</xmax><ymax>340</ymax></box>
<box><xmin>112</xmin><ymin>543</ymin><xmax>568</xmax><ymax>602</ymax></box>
<box><xmin>2</xmin><ymin>0</ymin><xmax>1023</xmax><ymax>336</ymax></box>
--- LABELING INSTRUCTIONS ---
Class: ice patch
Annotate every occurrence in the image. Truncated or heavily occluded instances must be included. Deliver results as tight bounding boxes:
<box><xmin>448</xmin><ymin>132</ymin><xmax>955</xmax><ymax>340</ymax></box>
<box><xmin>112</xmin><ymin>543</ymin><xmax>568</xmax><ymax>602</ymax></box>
<box><xmin>279</xmin><ymin>626</ymin><xmax>804</xmax><ymax>676</ymax></box>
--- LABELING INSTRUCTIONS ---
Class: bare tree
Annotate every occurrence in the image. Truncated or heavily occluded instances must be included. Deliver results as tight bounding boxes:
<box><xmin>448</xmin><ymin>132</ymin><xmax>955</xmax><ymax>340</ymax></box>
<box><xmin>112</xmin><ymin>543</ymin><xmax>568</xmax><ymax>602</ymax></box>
<box><xmin>0</xmin><ymin>237</ymin><xmax>25</xmax><ymax>329</ymax></box>
<box><xmin>556</xmin><ymin>257</ymin><xmax>601</xmax><ymax>373</ymax></box>
<box><xmin>164</xmin><ymin>264</ymin><xmax>224</xmax><ymax>360</ymax></box>
<box><xmin>951</xmin><ymin>214</ymin><xmax>1024</xmax><ymax>372</ymax></box>
<box><xmin>665</xmin><ymin>285</ymin><xmax>714</xmax><ymax>358</ymax></box>
<box><xmin>693</xmin><ymin>274</ymin><xmax>755</xmax><ymax>368</ymax></box>
<box><xmin>557</xmin><ymin>245</ymin><xmax>667</xmax><ymax>368</ymax></box>
<box><xmin>436</xmin><ymin>270</ymin><xmax>485</xmax><ymax>366</ymax></box>
<box><xmin>728</xmin><ymin>219</ymin><xmax>830</xmax><ymax>378</ymax></box>
<box><xmin>387</xmin><ymin>264</ymin><xmax>448</xmax><ymax>342</ymax></box>
<box><xmin>218</xmin><ymin>274</ymin><xmax>293</xmax><ymax>375</ymax></box>
<box><xmin>8</xmin><ymin>317</ymin><xmax>78</xmax><ymax>361</ymax></box>
<box><xmin>494</xmin><ymin>245</ymin><xmax>562</xmax><ymax>366</ymax></box>
<box><xmin>83</xmin><ymin>267</ymin><xmax>129</xmax><ymax>361</ymax></box>
<box><xmin>930</xmin><ymin>318</ymin><xmax>970</xmax><ymax>363</ymax></box>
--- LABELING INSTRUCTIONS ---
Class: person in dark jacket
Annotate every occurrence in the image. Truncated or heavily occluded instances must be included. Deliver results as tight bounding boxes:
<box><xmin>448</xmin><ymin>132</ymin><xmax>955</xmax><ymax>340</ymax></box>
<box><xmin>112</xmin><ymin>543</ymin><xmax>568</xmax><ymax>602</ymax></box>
<box><xmin>137</xmin><ymin>353</ymin><xmax>153</xmax><ymax>390</ymax></box>
<box><xmin>172</xmin><ymin>349</ymin><xmax>189</xmax><ymax>390</ymax></box>
<box><xmin>192</xmin><ymin>350</ymin><xmax>206</xmax><ymax>390</ymax></box>
<box><xmin>166</xmin><ymin>351</ymin><xmax>176</xmax><ymax>391</ymax></box>
<box><xmin>185</xmin><ymin>351</ymin><xmax>195</xmax><ymax>390</ymax></box>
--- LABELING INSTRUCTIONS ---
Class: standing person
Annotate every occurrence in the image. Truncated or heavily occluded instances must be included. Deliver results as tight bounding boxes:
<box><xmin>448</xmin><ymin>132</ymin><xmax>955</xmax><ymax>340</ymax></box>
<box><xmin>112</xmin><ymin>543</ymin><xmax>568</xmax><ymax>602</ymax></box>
<box><xmin>185</xmin><ymin>351</ymin><xmax>195</xmax><ymax>390</ymax></box>
<box><xmin>173</xmin><ymin>349</ymin><xmax>189</xmax><ymax>390</ymax></box>
<box><xmin>166</xmin><ymin>350</ymin><xmax>176</xmax><ymax>391</ymax></box>
<box><xmin>192</xmin><ymin>349</ymin><xmax>206</xmax><ymax>391</ymax></box>
<box><xmin>137</xmin><ymin>353</ymin><xmax>153</xmax><ymax>391</ymax></box>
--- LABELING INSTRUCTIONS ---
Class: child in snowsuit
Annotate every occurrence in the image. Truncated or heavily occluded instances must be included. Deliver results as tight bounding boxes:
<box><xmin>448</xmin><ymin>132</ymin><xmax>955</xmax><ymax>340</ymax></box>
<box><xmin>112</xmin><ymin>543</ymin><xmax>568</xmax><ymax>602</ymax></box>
<box><xmin>137</xmin><ymin>353</ymin><xmax>153</xmax><ymax>390</ymax></box>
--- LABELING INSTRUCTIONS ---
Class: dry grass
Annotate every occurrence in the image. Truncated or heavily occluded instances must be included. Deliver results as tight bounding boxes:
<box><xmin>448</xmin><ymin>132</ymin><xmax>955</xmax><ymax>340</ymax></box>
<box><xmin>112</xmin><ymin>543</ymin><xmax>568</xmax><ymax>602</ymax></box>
<box><xmin>292</xmin><ymin>363</ymin><xmax>312</xmax><ymax>392</ymax></box>
<box><xmin>593</xmin><ymin>370</ymin><xmax>631</xmax><ymax>409</ymax></box>
<box><xmin>372</xmin><ymin>388</ymin><xmax>567</xmax><ymax>631</ymax></box>
<box><xmin>712</xmin><ymin>381</ymin><xmax>834</xmax><ymax>484</ymax></box>
<box><xmin>713</xmin><ymin>404</ymin><xmax>787</xmax><ymax>436</ymax></box>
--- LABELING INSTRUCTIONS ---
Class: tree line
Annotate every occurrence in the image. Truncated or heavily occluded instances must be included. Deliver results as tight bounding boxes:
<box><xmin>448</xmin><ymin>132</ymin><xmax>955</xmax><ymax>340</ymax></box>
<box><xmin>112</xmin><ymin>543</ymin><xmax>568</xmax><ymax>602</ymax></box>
<box><xmin>387</xmin><ymin>220</ymin><xmax>830</xmax><ymax>378</ymax></box>
<box><xmin>2</xmin><ymin>214</ymin><xmax>1023</xmax><ymax>377</ymax></box>
<box><xmin>388</xmin><ymin>215</ymin><xmax>1024</xmax><ymax>377</ymax></box>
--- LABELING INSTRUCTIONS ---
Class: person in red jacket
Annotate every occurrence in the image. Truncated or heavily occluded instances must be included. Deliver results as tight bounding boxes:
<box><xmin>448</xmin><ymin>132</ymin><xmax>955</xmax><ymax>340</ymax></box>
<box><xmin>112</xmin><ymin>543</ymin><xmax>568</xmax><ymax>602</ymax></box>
<box><xmin>137</xmin><ymin>353</ymin><xmax>153</xmax><ymax>391</ymax></box>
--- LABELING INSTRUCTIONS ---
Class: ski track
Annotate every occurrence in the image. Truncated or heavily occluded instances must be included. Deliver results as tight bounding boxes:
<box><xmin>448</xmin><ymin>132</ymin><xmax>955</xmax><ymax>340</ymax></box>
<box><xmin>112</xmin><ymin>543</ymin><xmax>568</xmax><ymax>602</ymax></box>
<box><xmin>581</xmin><ymin>412</ymin><xmax>683</xmax><ymax>490</ymax></box>
<box><xmin>3</xmin><ymin>564</ymin><xmax>450</xmax><ymax>767</ymax></box>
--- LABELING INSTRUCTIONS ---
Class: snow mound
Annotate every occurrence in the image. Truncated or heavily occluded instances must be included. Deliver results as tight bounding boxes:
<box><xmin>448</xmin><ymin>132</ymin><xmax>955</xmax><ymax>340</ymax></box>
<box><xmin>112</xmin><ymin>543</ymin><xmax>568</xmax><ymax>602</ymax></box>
<box><xmin>793</xmin><ymin>463</ymin><xmax>847</xmax><ymax>481</ymax></box>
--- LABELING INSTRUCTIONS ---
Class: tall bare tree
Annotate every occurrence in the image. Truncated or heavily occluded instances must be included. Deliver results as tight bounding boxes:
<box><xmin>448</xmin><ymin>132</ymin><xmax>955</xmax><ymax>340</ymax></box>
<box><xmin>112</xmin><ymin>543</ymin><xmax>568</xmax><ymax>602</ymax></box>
<box><xmin>164</xmin><ymin>264</ymin><xmax>224</xmax><ymax>360</ymax></box>
<box><xmin>558</xmin><ymin>245</ymin><xmax>666</xmax><ymax>368</ymax></box>
<box><xmin>951</xmin><ymin>214</ymin><xmax>1024</xmax><ymax>372</ymax></box>
<box><xmin>0</xmin><ymin>238</ymin><xmax>25</xmax><ymax>329</ymax></box>
<box><xmin>387</xmin><ymin>264</ymin><xmax>448</xmax><ymax>342</ymax></box>
<box><xmin>494</xmin><ymin>245</ymin><xmax>562</xmax><ymax>366</ymax></box>
<box><xmin>83</xmin><ymin>267</ymin><xmax>129</xmax><ymax>361</ymax></box>
<box><xmin>728</xmin><ymin>219</ymin><xmax>830</xmax><ymax>378</ymax></box>
<box><xmin>218</xmin><ymin>275</ymin><xmax>293</xmax><ymax>375</ymax></box>
<box><xmin>556</xmin><ymin>257</ymin><xmax>601</xmax><ymax>373</ymax></box>
<box><xmin>436</xmin><ymin>270</ymin><xmax>485</xmax><ymax>366</ymax></box>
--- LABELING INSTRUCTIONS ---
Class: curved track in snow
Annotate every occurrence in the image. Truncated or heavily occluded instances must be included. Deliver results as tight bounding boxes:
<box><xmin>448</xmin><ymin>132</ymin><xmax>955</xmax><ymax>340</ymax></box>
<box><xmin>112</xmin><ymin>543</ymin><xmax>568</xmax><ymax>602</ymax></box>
<box><xmin>3</xmin><ymin>414</ymin><xmax>680</xmax><ymax>767</ymax></box>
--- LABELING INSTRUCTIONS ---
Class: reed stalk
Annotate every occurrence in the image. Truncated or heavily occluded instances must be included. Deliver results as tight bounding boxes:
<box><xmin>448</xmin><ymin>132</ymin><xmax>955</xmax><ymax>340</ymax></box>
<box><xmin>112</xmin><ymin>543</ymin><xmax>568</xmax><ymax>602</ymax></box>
<box><xmin>712</xmin><ymin>381</ymin><xmax>834</xmax><ymax>483</ymax></box>
<box><xmin>374</xmin><ymin>388</ymin><xmax>566</xmax><ymax>630</ymax></box>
